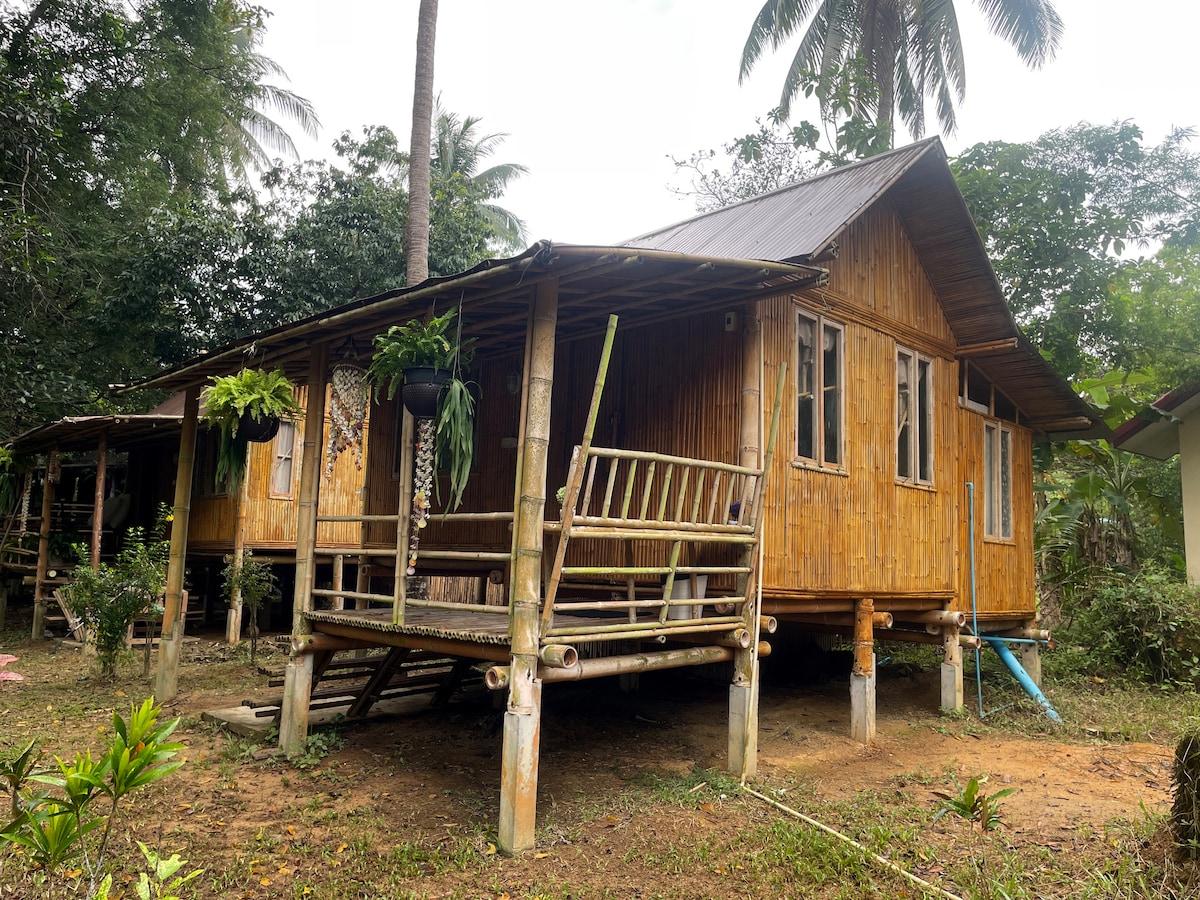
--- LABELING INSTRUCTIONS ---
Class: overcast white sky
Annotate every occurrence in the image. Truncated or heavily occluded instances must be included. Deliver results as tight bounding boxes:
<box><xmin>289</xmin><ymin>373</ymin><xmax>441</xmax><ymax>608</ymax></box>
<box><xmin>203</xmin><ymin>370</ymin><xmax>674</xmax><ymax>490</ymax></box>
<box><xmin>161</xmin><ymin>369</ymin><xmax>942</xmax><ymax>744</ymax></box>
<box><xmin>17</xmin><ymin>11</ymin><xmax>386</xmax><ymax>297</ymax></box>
<box><xmin>257</xmin><ymin>1</ymin><xmax>1198</xmax><ymax>246</ymax></box>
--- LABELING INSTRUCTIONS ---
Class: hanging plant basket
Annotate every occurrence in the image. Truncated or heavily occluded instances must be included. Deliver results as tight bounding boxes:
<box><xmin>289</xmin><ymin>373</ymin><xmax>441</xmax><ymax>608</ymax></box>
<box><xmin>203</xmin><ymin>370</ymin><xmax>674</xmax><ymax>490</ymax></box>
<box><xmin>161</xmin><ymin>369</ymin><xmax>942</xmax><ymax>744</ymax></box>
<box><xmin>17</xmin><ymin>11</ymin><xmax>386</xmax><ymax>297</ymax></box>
<box><xmin>400</xmin><ymin>366</ymin><xmax>451</xmax><ymax>418</ymax></box>
<box><xmin>238</xmin><ymin>411</ymin><xmax>281</xmax><ymax>443</ymax></box>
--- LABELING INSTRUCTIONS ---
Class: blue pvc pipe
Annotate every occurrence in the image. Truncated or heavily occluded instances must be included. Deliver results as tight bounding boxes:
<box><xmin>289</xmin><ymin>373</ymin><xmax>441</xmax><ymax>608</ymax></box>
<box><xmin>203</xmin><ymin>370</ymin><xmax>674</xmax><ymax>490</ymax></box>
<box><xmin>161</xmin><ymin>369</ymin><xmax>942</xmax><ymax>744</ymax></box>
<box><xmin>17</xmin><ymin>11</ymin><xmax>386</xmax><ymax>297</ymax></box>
<box><xmin>983</xmin><ymin>636</ymin><xmax>1063</xmax><ymax>724</ymax></box>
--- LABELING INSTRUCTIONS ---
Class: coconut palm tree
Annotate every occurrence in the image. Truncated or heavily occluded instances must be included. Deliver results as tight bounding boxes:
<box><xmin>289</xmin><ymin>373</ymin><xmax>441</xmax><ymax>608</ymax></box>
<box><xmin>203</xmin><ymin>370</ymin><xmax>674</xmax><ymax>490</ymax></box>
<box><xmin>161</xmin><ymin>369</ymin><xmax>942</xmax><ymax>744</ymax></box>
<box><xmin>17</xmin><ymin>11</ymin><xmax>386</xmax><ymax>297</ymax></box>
<box><xmin>739</xmin><ymin>0</ymin><xmax>1063</xmax><ymax>144</ymax></box>
<box><xmin>432</xmin><ymin>104</ymin><xmax>529</xmax><ymax>250</ymax></box>
<box><xmin>404</xmin><ymin>0</ymin><xmax>438</xmax><ymax>286</ymax></box>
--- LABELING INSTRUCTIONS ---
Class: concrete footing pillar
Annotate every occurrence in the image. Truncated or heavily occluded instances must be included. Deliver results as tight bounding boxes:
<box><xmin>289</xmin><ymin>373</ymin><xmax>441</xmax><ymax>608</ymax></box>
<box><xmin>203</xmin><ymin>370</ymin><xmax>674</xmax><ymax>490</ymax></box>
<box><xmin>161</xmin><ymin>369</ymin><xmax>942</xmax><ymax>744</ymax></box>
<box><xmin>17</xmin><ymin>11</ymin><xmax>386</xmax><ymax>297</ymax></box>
<box><xmin>1021</xmin><ymin>640</ymin><xmax>1042</xmax><ymax>688</ymax></box>
<box><xmin>941</xmin><ymin>625</ymin><xmax>964</xmax><ymax>713</ymax></box>
<box><xmin>728</xmin><ymin>674</ymin><xmax>759</xmax><ymax>779</ymax></box>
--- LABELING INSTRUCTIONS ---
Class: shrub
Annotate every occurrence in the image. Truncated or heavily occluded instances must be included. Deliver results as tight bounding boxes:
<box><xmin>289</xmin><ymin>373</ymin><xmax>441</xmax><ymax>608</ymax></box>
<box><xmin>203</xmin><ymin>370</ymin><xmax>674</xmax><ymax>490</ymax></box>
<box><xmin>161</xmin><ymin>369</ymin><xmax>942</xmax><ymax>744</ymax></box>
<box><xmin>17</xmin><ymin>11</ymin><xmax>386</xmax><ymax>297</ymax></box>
<box><xmin>64</xmin><ymin>507</ymin><xmax>171</xmax><ymax>678</ymax></box>
<box><xmin>1070</xmin><ymin>563</ymin><xmax>1200</xmax><ymax>685</ymax></box>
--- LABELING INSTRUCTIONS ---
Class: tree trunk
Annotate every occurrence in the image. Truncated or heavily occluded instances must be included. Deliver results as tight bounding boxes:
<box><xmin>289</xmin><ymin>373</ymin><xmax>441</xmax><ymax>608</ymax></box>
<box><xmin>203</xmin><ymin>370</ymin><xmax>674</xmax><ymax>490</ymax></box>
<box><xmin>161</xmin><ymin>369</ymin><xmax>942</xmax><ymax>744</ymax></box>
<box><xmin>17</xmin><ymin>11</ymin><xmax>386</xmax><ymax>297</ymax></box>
<box><xmin>404</xmin><ymin>0</ymin><xmax>438</xmax><ymax>287</ymax></box>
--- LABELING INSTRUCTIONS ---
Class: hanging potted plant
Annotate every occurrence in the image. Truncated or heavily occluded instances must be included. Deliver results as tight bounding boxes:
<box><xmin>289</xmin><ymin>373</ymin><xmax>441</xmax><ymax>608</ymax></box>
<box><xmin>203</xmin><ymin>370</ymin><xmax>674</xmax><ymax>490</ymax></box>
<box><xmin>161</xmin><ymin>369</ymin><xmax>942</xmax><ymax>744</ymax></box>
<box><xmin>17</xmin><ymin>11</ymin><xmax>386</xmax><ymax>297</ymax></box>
<box><xmin>202</xmin><ymin>368</ymin><xmax>302</xmax><ymax>491</ymax></box>
<box><xmin>369</xmin><ymin>307</ymin><xmax>476</xmax><ymax>520</ymax></box>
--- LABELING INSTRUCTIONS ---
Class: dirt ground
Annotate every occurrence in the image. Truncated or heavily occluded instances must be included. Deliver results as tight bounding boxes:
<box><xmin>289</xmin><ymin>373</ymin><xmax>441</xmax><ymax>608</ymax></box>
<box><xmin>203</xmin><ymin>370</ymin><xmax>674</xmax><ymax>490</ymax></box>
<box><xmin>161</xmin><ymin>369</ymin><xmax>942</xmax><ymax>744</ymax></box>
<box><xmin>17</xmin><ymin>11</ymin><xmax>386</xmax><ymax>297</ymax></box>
<box><xmin>0</xmin><ymin>630</ymin><xmax>1183</xmax><ymax>899</ymax></box>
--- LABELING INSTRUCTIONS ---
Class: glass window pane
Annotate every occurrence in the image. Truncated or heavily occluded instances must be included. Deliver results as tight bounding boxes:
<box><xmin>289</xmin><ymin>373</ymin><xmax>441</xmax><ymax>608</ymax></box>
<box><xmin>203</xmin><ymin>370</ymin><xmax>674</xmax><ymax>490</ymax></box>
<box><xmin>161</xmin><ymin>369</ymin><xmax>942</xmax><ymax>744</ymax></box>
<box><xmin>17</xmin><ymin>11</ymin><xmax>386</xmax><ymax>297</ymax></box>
<box><xmin>797</xmin><ymin>315</ymin><xmax>815</xmax><ymax>459</ymax></box>
<box><xmin>1000</xmin><ymin>428</ymin><xmax>1012</xmax><ymax>537</ymax></box>
<box><xmin>272</xmin><ymin>422</ymin><xmax>296</xmax><ymax>495</ymax></box>
<box><xmin>823</xmin><ymin>324</ymin><xmax>841</xmax><ymax>465</ymax></box>
<box><xmin>983</xmin><ymin>424</ymin><xmax>996</xmax><ymax>536</ymax></box>
<box><xmin>896</xmin><ymin>352</ymin><xmax>911</xmax><ymax>480</ymax></box>
<box><xmin>918</xmin><ymin>358</ymin><xmax>932</xmax><ymax>483</ymax></box>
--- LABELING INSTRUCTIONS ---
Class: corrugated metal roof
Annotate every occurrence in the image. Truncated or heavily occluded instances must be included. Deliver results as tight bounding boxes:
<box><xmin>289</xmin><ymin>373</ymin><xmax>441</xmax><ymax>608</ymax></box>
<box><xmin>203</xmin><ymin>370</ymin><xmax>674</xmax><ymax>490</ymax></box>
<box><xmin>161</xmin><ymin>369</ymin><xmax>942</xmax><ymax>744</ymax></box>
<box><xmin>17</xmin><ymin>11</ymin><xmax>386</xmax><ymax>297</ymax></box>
<box><xmin>1114</xmin><ymin>382</ymin><xmax>1200</xmax><ymax>459</ymax></box>
<box><xmin>625</xmin><ymin>138</ymin><xmax>1106</xmax><ymax>439</ymax></box>
<box><xmin>624</xmin><ymin>140</ymin><xmax>939</xmax><ymax>260</ymax></box>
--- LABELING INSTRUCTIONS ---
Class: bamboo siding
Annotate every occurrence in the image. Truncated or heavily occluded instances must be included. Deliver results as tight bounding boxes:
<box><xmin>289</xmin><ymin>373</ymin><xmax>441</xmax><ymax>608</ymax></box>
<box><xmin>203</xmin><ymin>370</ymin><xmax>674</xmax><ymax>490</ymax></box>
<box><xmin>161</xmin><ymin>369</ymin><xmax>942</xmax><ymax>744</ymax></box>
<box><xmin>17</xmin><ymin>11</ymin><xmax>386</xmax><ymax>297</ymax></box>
<box><xmin>187</xmin><ymin>385</ymin><xmax>366</xmax><ymax>552</ymax></box>
<box><xmin>759</xmin><ymin>202</ymin><xmax>959</xmax><ymax>599</ymax></box>
<box><xmin>823</xmin><ymin>198</ymin><xmax>956</xmax><ymax>349</ymax></box>
<box><xmin>760</xmin><ymin>297</ymin><xmax>957</xmax><ymax>596</ymax></box>
<box><xmin>954</xmin><ymin>406</ymin><xmax>1036</xmax><ymax>619</ymax></box>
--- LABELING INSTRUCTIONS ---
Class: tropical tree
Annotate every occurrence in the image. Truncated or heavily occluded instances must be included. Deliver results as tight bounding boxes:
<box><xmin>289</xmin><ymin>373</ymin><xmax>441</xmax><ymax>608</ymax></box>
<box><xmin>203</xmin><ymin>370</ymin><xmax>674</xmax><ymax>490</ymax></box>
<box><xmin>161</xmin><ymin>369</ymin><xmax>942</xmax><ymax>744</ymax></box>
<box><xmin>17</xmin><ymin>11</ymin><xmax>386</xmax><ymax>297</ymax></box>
<box><xmin>0</xmin><ymin>0</ymin><xmax>316</xmax><ymax>438</ymax></box>
<box><xmin>954</xmin><ymin>122</ymin><xmax>1200</xmax><ymax>382</ymax></box>
<box><xmin>739</xmin><ymin>0</ymin><xmax>1063</xmax><ymax>144</ymax></box>
<box><xmin>404</xmin><ymin>0</ymin><xmax>438</xmax><ymax>286</ymax></box>
<box><xmin>433</xmin><ymin>103</ymin><xmax>528</xmax><ymax>250</ymax></box>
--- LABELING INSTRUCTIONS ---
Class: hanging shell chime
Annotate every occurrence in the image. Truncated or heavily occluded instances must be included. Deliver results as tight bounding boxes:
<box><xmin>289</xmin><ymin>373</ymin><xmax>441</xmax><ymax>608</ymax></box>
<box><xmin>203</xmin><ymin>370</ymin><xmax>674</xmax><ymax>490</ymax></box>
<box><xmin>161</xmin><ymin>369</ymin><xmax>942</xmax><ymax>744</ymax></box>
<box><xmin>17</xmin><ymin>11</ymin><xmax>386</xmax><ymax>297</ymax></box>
<box><xmin>325</xmin><ymin>356</ymin><xmax>368</xmax><ymax>478</ymax></box>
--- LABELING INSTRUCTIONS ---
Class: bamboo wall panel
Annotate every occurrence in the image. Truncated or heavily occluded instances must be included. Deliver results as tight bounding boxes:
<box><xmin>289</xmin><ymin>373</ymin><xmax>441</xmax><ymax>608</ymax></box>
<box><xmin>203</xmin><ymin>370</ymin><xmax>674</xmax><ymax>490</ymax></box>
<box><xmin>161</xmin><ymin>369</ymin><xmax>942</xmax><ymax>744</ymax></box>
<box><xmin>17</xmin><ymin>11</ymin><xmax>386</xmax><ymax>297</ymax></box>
<box><xmin>188</xmin><ymin>386</ymin><xmax>366</xmax><ymax>552</ymax></box>
<box><xmin>823</xmin><ymin>199</ymin><xmax>956</xmax><ymax>348</ymax></box>
<box><xmin>953</xmin><ymin>406</ymin><xmax>1036</xmax><ymax>618</ymax></box>
<box><xmin>760</xmin><ymin>296</ymin><xmax>957</xmax><ymax>595</ymax></box>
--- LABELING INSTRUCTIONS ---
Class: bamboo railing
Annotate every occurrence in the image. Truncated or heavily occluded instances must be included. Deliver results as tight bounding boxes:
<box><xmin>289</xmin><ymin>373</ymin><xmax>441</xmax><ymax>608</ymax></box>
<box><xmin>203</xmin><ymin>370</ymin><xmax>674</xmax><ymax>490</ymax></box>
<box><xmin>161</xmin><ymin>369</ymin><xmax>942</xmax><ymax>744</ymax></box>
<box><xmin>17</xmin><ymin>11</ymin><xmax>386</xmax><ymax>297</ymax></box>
<box><xmin>312</xmin><ymin>510</ymin><xmax>515</xmax><ymax>617</ymax></box>
<box><xmin>540</xmin><ymin>447</ymin><xmax>763</xmax><ymax>641</ymax></box>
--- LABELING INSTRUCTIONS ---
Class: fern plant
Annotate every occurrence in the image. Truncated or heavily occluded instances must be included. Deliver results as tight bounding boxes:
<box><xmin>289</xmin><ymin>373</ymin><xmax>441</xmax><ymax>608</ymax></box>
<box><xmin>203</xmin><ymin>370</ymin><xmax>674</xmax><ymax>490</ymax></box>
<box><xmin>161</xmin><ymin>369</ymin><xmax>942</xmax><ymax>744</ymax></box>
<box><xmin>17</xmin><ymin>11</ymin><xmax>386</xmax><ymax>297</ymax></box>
<box><xmin>370</xmin><ymin>308</ymin><xmax>477</xmax><ymax>511</ymax></box>
<box><xmin>201</xmin><ymin>368</ymin><xmax>301</xmax><ymax>491</ymax></box>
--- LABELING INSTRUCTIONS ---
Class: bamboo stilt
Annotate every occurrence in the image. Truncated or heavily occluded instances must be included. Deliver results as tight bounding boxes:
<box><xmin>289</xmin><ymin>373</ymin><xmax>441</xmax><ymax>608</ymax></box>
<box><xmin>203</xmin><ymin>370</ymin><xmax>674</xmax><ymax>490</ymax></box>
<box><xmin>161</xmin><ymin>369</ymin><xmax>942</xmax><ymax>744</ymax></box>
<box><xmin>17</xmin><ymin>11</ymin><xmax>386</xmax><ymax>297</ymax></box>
<box><xmin>155</xmin><ymin>388</ymin><xmax>199</xmax><ymax>699</ymax></box>
<box><xmin>90</xmin><ymin>431</ymin><xmax>107</xmax><ymax>570</ymax></box>
<box><xmin>225</xmin><ymin>468</ymin><xmax>251</xmax><ymax>644</ymax></box>
<box><xmin>499</xmin><ymin>278</ymin><xmax>558</xmax><ymax>855</ymax></box>
<box><xmin>280</xmin><ymin>344</ymin><xmax>329</xmax><ymax>755</ymax></box>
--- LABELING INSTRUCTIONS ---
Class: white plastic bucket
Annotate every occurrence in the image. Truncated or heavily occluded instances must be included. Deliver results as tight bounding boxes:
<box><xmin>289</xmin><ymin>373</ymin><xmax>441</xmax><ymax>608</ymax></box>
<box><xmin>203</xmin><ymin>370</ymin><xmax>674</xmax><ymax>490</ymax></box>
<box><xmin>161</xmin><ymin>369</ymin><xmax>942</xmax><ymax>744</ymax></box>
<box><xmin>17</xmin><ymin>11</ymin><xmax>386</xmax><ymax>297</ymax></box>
<box><xmin>666</xmin><ymin>574</ymin><xmax>708</xmax><ymax>620</ymax></box>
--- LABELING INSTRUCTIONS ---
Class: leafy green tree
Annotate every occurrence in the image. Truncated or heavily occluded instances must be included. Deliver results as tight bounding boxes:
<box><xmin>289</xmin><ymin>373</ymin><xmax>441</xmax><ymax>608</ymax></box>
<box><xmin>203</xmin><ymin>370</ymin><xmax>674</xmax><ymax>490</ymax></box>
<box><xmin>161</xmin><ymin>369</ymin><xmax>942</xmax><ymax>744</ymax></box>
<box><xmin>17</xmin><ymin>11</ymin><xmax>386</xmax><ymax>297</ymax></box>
<box><xmin>740</xmin><ymin>0</ymin><xmax>1063</xmax><ymax>143</ymax></box>
<box><xmin>0</xmin><ymin>0</ymin><xmax>315</xmax><ymax>439</ymax></box>
<box><xmin>954</xmin><ymin>122</ymin><xmax>1200</xmax><ymax>381</ymax></box>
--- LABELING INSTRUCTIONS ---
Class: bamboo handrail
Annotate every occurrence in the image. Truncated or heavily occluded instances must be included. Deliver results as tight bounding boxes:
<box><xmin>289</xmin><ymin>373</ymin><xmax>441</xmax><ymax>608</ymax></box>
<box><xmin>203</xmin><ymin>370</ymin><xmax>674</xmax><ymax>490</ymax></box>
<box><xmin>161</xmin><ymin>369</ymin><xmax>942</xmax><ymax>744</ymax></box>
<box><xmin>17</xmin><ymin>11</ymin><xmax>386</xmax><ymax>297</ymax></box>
<box><xmin>570</xmin><ymin>515</ymin><xmax>754</xmax><ymax>533</ymax></box>
<box><xmin>540</xmin><ymin>316</ymin><xmax>620</xmax><ymax>634</ymax></box>
<box><xmin>311</xmin><ymin>588</ymin><xmax>395</xmax><ymax>604</ymax></box>
<box><xmin>587</xmin><ymin>446</ymin><xmax>760</xmax><ymax>475</ymax></box>
<box><xmin>405</xmin><ymin>598</ymin><xmax>509</xmax><ymax>614</ymax></box>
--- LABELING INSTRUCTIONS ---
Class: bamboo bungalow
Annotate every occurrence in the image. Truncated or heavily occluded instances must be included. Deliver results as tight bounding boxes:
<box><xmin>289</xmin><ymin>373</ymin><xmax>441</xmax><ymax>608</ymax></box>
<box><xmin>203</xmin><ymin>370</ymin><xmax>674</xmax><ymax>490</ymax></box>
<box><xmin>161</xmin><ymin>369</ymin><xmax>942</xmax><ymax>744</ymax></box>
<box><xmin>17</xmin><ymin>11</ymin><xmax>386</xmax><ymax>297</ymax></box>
<box><xmin>3</xmin><ymin>390</ymin><xmax>368</xmax><ymax>642</ymax></box>
<box><xmin>127</xmin><ymin>138</ymin><xmax>1102</xmax><ymax>853</ymax></box>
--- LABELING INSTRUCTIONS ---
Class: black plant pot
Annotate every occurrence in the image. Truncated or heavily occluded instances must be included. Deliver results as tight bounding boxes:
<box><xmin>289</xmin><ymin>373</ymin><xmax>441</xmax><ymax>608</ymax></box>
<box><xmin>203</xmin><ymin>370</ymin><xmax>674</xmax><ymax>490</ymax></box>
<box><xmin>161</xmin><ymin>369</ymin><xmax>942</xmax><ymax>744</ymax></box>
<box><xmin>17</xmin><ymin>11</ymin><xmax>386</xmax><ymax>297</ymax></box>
<box><xmin>238</xmin><ymin>411</ymin><xmax>281</xmax><ymax>443</ymax></box>
<box><xmin>401</xmin><ymin>367</ymin><xmax>450</xmax><ymax>418</ymax></box>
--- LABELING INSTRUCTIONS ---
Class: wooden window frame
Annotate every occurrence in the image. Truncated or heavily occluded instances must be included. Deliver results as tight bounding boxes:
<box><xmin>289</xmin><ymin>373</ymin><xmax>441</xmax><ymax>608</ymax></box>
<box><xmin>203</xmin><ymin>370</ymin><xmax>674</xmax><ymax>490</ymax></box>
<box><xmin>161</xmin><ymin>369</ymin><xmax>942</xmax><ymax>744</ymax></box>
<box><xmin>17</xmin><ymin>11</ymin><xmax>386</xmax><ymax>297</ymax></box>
<box><xmin>983</xmin><ymin>420</ymin><xmax>1013</xmax><ymax>541</ymax></box>
<box><xmin>794</xmin><ymin>307</ymin><xmax>845</xmax><ymax>470</ymax></box>
<box><xmin>269</xmin><ymin>420</ymin><xmax>297</xmax><ymax>499</ymax></box>
<box><xmin>896</xmin><ymin>347</ymin><xmax>934</xmax><ymax>487</ymax></box>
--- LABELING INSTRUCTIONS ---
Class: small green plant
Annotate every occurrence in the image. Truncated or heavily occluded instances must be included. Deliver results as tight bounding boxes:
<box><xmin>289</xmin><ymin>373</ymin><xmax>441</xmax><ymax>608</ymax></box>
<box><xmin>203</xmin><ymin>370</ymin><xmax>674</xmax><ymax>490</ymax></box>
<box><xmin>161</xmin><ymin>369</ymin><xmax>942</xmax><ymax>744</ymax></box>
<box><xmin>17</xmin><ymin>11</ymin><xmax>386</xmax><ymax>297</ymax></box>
<box><xmin>0</xmin><ymin>699</ymin><xmax>185</xmax><ymax>897</ymax></box>
<box><xmin>292</xmin><ymin>730</ymin><xmax>345</xmax><ymax>770</ymax></box>
<box><xmin>95</xmin><ymin>842</ymin><xmax>203</xmax><ymax>900</ymax></box>
<box><xmin>221</xmin><ymin>551</ymin><xmax>280</xmax><ymax>664</ymax></box>
<box><xmin>64</xmin><ymin>506</ymin><xmax>171</xmax><ymax>678</ymax></box>
<box><xmin>932</xmin><ymin>775</ymin><xmax>1014</xmax><ymax>831</ymax></box>
<box><xmin>201</xmin><ymin>367</ymin><xmax>302</xmax><ymax>491</ymax></box>
<box><xmin>370</xmin><ymin>307</ymin><xmax>477</xmax><ymax>511</ymax></box>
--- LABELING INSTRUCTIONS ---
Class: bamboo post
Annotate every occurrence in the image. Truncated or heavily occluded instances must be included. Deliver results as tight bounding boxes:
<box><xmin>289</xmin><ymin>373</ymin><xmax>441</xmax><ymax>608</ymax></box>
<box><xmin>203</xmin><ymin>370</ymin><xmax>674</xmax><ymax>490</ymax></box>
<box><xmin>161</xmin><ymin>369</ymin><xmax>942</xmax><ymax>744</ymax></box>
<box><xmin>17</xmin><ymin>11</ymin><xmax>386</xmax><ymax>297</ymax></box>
<box><xmin>30</xmin><ymin>448</ymin><xmax>57</xmax><ymax>640</ymax></box>
<box><xmin>332</xmin><ymin>554</ymin><xmax>345</xmax><ymax>610</ymax></box>
<box><xmin>154</xmin><ymin>388</ymin><xmax>199</xmax><ymax>699</ymax></box>
<box><xmin>499</xmin><ymin>277</ymin><xmax>557</xmax><ymax>854</ymax></box>
<box><xmin>850</xmin><ymin>597</ymin><xmax>876</xmax><ymax>745</ymax></box>
<box><xmin>225</xmin><ymin>468</ymin><xmax>251</xmax><ymax>643</ymax></box>
<box><xmin>540</xmin><ymin>314</ymin><xmax>619</xmax><ymax>630</ymax></box>
<box><xmin>393</xmin><ymin>409</ymin><xmax>415</xmax><ymax>625</ymax></box>
<box><xmin>280</xmin><ymin>345</ymin><xmax>330</xmax><ymax>755</ymax></box>
<box><xmin>941</xmin><ymin>620</ymin><xmax>964</xmax><ymax>713</ymax></box>
<box><xmin>730</xmin><ymin>304</ymin><xmax>765</xmax><ymax>779</ymax></box>
<box><xmin>90</xmin><ymin>431</ymin><xmax>107</xmax><ymax>570</ymax></box>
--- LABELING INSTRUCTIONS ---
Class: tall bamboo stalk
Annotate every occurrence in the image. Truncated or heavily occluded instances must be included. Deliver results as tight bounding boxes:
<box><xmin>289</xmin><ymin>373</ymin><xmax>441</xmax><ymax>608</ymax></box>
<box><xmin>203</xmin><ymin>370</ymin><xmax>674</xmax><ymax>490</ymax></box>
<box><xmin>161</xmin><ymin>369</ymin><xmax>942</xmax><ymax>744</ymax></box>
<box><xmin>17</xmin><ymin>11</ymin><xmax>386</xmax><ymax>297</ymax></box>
<box><xmin>90</xmin><ymin>431</ymin><xmax>107</xmax><ymax>570</ymax></box>
<box><xmin>155</xmin><ymin>387</ymin><xmax>199</xmax><ymax>700</ymax></box>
